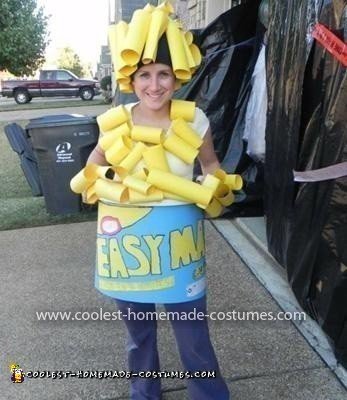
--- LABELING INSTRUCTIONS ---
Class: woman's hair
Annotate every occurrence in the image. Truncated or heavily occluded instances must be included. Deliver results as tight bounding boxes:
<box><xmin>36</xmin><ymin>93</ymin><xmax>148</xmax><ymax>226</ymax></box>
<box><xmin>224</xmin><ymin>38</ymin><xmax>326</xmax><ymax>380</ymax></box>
<box><xmin>131</xmin><ymin>34</ymin><xmax>172</xmax><ymax>82</ymax></box>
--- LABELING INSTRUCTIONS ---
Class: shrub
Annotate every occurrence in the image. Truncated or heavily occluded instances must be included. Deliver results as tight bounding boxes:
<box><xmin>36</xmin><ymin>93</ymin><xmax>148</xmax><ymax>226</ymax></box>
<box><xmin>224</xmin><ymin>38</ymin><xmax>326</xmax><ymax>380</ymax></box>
<box><xmin>100</xmin><ymin>75</ymin><xmax>111</xmax><ymax>91</ymax></box>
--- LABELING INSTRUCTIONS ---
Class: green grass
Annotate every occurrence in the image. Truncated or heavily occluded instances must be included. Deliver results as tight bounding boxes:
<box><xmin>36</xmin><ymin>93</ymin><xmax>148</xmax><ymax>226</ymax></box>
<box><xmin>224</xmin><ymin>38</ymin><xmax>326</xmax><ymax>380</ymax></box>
<box><xmin>0</xmin><ymin>98</ymin><xmax>106</xmax><ymax>112</ymax></box>
<box><xmin>0</xmin><ymin>120</ymin><xmax>97</xmax><ymax>231</ymax></box>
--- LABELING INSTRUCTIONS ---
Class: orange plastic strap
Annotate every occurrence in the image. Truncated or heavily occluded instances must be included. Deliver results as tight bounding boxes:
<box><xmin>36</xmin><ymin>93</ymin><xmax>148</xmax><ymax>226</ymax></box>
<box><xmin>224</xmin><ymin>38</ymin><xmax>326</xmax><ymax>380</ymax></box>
<box><xmin>312</xmin><ymin>23</ymin><xmax>347</xmax><ymax>67</ymax></box>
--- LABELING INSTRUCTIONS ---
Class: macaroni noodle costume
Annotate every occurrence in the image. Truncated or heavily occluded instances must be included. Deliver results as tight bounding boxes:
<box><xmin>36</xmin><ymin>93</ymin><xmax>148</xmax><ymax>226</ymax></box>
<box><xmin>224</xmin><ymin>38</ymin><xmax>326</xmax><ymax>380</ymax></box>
<box><xmin>70</xmin><ymin>99</ymin><xmax>242</xmax><ymax>303</ymax></box>
<box><xmin>70</xmin><ymin>3</ymin><xmax>238</xmax><ymax>398</ymax></box>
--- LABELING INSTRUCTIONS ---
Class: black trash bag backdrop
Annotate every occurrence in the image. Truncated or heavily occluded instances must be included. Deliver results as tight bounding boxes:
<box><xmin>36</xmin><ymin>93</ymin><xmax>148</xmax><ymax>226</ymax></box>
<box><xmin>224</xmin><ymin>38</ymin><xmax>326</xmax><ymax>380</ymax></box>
<box><xmin>265</xmin><ymin>0</ymin><xmax>347</xmax><ymax>366</ymax></box>
<box><xmin>176</xmin><ymin>0</ymin><xmax>264</xmax><ymax>216</ymax></box>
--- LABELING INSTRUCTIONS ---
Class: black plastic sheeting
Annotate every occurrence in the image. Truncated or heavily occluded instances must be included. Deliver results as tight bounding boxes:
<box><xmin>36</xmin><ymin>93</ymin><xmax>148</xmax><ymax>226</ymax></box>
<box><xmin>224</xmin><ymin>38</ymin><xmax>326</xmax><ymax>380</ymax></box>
<box><xmin>266</xmin><ymin>0</ymin><xmax>347</xmax><ymax>366</ymax></box>
<box><xmin>176</xmin><ymin>0</ymin><xmax>264</xmax><ymax>216</ymax></box>
<box><xmin>176</xmin><ymin>1</ymin><xmax>261</xmax><ymax>159</ymax></box>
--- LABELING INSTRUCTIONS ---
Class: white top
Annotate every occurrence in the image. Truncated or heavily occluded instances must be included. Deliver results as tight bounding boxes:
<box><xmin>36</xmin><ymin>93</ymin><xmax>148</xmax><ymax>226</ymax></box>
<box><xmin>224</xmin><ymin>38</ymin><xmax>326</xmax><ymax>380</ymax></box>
<box><xmin>104</xmin><ymin>101</ymin><xmax>210</xmax><ymax>207</ymax></box>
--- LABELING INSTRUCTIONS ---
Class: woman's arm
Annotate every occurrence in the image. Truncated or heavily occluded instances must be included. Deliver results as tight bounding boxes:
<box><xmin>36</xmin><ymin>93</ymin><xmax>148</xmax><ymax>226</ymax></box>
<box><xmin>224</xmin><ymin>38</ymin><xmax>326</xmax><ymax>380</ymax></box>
<box><xmin>197</xmin><ymin>127</ymin><xmax>220</xmax><ymax>176</ymax></box>
<box><xmin>86</xmin><ymin>144</ymin><xmax>109</xmax><ymax>166</ymax></box>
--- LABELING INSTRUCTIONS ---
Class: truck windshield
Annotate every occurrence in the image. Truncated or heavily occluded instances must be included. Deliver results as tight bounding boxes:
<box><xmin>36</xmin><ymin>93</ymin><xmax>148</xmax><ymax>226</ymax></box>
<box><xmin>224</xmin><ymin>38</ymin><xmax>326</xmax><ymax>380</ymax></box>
<box><xmin>66</xmin><ymin>71</ymin><xmax>79</xmax><ymax>79</ymax></box>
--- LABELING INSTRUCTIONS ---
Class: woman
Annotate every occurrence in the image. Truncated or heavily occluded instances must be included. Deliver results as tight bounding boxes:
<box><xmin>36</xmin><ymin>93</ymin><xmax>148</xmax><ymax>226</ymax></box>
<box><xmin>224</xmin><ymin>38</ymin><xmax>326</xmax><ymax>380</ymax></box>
<box><xmin>83</xmin><ymin>4</ymin><xmax>230</xmax><ymax>400</ymax></box>
<box><xmin>87</xmin><ymin>63</ymin><xmax>220</xmax><ymax>185</ymax></box>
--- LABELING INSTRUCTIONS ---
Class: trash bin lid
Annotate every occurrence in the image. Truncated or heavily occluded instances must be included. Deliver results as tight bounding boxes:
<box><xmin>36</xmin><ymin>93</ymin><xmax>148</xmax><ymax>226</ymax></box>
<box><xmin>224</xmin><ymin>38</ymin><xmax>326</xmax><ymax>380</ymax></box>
<box><xmin>26</xmin><ymin>114</ymin><xmax>97</xmax><ymax>129</ymax></box>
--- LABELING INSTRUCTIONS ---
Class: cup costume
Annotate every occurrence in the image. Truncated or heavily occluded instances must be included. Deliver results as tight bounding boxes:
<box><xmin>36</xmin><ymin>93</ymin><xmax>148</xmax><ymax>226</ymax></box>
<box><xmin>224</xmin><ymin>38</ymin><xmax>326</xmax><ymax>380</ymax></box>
<box><xmin>70</xmin><ymin>2</ymin><xmax>242</xmax><ymax>398</ymax></box>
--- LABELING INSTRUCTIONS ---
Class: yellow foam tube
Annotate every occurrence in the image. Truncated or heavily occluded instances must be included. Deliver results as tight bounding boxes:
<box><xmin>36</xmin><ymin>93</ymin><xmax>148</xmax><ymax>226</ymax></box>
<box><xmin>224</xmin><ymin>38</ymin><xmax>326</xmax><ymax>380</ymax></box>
<box><xmin>215</xmin><ymin>183</ymin><xmax>230</xmax><ymax>198</ymax></box>
<box><xmin>142</xmin><ymin>144</ymin><xmax>170</xmax><ymax>172</ymax></box>
<box><xmin>163</xmin><ymin>191</ymin><xmax>190</xmax><ymax>202</ymax></box>
<box><xmin>224</xmin><ymin>174</ymin><xmax>243</xmax><ymax>191</ymax></box>
<box><xmin>113</xmin><ymin>166</ymin><xmax>128</xmax><ymax>180</ymax></box>
<box><xmin>201</xmin><ymin>174</ymin><xmax>221</xmax><ymax>192</ymax></box>
<box><xmin>163</xmin><ymin>134</ymin><xmax>198</xmax><ymax>164</ymax></box>
<box><xmin>92</xmin><ymin>166</ymin><xmax>115</xmax><ymax>180</ymax></box>
<box><xmin>70</xmin><ymin>163</ymin><xmax>99</xmax><ymax>193</ymax></box>
<box><xmin>131</xmin><ymin>168</ymin><xmax>149</xmax><ymax>181</ymax></box>
<box><xmin>115</xmin><ymin>71</ymin><xmax>131</xmax><ymax>85</ymax></box>
<box><xmin>99</xmin><ymin>132</ymin><xmax>125</xmax><ymax>153</ymax></box>
<box><xmin>99</xmin><ymin>123</ymin><xmax>131</xmax><ymax>151</ymax></box>
<box><xmin>144</xmin><ymin>3</ymin><xmax>155</xmax><ymax>13</ymax></box>
<box><xmin>171</xmin><ymin>118</ymin><xmax>203</xmax><ymax>148</ymax></box>
<box><xmin>217</xmin><ymin>190</ymin><xmax>235</xmax><ymax>207</ymax></box>
<box><xmin>213</xmin><ymin>169</ymin><xmax>227</xmax><ymax>180</ymax></box>
<box><xmin>70</xmin><ymin>170</ymin><xmax>91</xmax><ymax>194</ymax></box>
<box><xmin>85</xmin><ymin>184</ymin><xmax>98</xmax><ymax>204</ymax></box>
<box><xmin>97</xmin><ymin>105</ymin><xmax>129</xmax><ymax>133</ymax></box>
<box><xmin>166</xmin><ymin>19</ymin><xmax>191</xmax><ymax>80</ymax></box>
<box><xmin>185</xmin><ymin>31</ymin><xmax>193</xmax><ymax>45</ymax></box>
<box><xmin>170</xmin><ymin>99</ymin><xmax>195</xmax><ymax>122</ymax></box>
<box><xmin>113</xmin><ymin>22</ymin><xmax>137</xmax><ymax>77</ymax></box>
<box><xmin>119</xmin><ymin>142</ymin><xmax>146</xmax><ymax>172</ymax></box>
<box><xmin>181</xmin><ymin>31</ymin><xmax>196</xmax><ymax>70</ymax></box>
<box><xmin>204</xmin><ymin>198</ymin><xmax>224</xmax><ymax>218</ymax></box>
<box><xmin>157</xmin><ymin>1</ymin><xmax>174</xmax><ymax>14</ymax></box>
<box><xmin>123</xmin><ymin>175</ymin><xmax>153</xmax><ymax>195</ymax></box>
<box><xmin>131</xmin><ymin>125</ymin><xmax>164</xmax><ymax>144</ymax></box>
<box><xmin>214</xmin><ymin>169</ymin><xmax>243</xmax><ymax>191</ymax></box>
<box><xmin>190</xmin><ymin>43</ymin><xmax>202</xmax><ymax>68</ymax></box>
<box><xmin>95</xmin><ymin>179</ymin><xmax>129</xmax><ymax>203</ymax></box>
<box><xmin>121</xmin><ymin>9</ymin><xmax>151</xmax><ymax>66</ymax></box>
<box><xmin>105</xmin><ymin>136</ymin><xmax>132</xmax><ymax>165</ymax></box>
<box><xmin>147</xmin><ymin>169</ymin><xmax>213</xmax><ymax>207</ymax></box>
<box><xmin>142</xmin><ymin>9</ymin><xmax>168</xmax><ymax>64</ymax></box>
<box><xmin>128</xmin><ymin>188</ymin><xmax>164</xmax><ymax>203</ymax></box>
<box><xmin>102</xmin><ymin>121</ymin><xmax>130</xmax><ymax>136</ymax></box>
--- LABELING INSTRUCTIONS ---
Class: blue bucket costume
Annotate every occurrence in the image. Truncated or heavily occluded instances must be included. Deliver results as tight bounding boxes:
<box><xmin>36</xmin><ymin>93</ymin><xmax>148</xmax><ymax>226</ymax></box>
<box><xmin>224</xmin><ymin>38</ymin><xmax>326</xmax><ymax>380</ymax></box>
<box><xmin>96</xmin><ymin>202</ymin><xmax>206</xmax><ymax>303</ymax></box>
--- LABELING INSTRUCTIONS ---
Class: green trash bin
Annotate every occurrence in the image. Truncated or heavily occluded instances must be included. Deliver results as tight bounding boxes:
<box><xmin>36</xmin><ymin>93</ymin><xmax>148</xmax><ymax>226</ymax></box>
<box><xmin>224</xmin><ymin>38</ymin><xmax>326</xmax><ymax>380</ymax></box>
<box><xmin>26</xmin><ymin>114</ymin><xmax>99</xmax><ymax>214</ymax></box>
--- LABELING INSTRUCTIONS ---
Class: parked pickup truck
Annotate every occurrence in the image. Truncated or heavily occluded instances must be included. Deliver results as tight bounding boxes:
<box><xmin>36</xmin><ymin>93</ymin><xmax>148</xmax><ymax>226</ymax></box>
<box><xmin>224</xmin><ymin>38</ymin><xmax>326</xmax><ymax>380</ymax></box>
<box><xmin>0</xmin><ymin>69</ymin><xmax>100</xmax><ymax>104</ymax></box>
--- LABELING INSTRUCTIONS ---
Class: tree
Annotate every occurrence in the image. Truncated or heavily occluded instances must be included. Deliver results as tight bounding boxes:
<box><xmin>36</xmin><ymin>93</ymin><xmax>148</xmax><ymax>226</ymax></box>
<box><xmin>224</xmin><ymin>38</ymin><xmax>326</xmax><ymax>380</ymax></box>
<box><xmin>56</xmin><ymin>47</ymin><xmax>85</xmax><ymax>77</ymax></box>
<box><xmin>0</xmin><ymin>0</ymin><xmax>49</xmax><ymax>76</ymax></box>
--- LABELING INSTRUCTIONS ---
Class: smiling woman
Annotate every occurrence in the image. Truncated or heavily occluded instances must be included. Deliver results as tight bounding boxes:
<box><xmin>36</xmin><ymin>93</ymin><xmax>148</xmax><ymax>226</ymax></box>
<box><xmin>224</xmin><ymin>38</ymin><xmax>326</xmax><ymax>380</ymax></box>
<box><xmin>71</xmin><ymin>2</ymin><xmax>231</xmax><ymax>399</ymax></box>
<box><xmin>131</xmin><ymin>64</ymin><xmax>176</xmax><ymax>122</ymax></box>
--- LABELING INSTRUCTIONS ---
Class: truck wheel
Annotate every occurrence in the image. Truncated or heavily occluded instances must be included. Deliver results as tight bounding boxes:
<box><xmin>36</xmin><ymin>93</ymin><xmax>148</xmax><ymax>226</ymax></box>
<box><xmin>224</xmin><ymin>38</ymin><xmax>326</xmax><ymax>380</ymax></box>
<box><xmin>14</xmin><ymin>89</ymin><xmax>31</xmax><ymax>104</ymax></box>
<box><xmin>80</xmin><ymin>87</ymin><xmax>94</xmax><ymax>101</ymax></box>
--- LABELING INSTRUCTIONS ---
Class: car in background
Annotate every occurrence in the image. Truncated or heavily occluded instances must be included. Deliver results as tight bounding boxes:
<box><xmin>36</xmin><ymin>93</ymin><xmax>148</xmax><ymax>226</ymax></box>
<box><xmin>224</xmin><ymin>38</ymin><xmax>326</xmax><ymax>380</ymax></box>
<box><xmin>0</xmin><ymin>69</ymin><xmax>100</xmax><ymax>104</ymax></box>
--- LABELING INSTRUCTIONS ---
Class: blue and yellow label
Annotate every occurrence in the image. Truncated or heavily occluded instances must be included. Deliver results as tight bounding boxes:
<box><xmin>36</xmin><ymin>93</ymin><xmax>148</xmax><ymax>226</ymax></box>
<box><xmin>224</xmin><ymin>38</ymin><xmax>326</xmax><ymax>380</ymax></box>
<box><xmin>95</xmin><ymin>201</ymin><xmax>206</xmax><ymax>303</ymax></box>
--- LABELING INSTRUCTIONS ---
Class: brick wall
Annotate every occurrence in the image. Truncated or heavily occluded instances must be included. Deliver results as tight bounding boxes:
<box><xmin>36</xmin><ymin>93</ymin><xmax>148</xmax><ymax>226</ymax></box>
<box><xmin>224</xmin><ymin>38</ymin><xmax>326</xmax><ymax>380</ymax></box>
<box><xmin>174</xmin><ymin>0</ymin><xmax>206</xmax><ymax>29</ymax></box>
<box><xmin>119</xmin><ymin>0</ymin><xmax>158</xmax><ymax>22</ymax></box>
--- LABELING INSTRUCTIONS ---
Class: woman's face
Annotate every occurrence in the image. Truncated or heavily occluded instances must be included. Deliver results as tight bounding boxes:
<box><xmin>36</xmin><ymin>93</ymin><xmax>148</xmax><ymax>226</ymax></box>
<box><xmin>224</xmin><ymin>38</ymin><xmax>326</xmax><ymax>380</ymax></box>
<box><xmin>132</xmin><ymin>63</ymin><xmax>176</xmax><ymax>112</ymax></box>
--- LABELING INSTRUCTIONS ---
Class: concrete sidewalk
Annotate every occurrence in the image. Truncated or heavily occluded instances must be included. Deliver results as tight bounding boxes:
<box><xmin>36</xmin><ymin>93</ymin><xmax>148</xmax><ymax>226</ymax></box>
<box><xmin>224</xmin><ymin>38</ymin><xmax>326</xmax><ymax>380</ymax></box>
<box><xmin>1</xmin><ymin>220</ymin><xmax>346</xmax><ymax>400</ymax></box>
